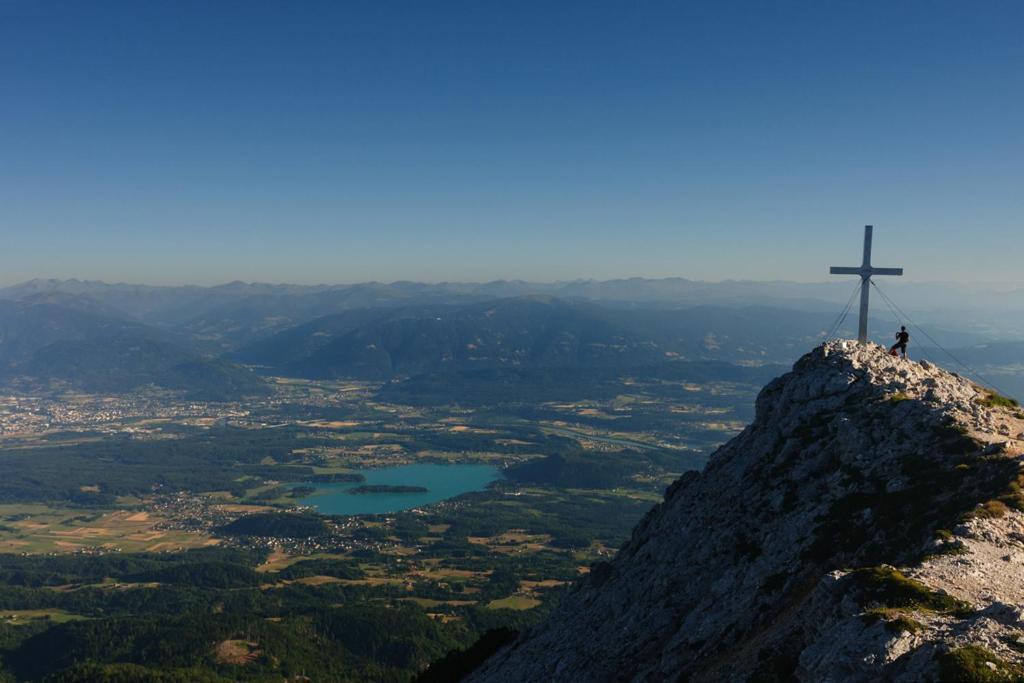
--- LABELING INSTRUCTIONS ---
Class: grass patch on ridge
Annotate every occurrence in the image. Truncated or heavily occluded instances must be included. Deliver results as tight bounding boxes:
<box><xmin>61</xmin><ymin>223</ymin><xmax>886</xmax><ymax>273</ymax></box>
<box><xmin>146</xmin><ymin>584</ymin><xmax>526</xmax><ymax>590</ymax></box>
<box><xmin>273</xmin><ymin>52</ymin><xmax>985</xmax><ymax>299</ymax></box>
<box><xmin>861</xmin><ymin>607</ymin><xmax>924</xmax><ymax>634</ymax></box>
<box><xmin>936</xmin><ymin>645</ymin><xmax>1023</xmax><ymax>682</ymax></box>
<box><xmin>850</xmin><ymin>566</ymin><xmax>973</xmax><ymax>617</ymax></box>
<box><xmin>977</xmin><ymin>392</ymin><xmax>1020</xmax><ymax>409</ymax></box>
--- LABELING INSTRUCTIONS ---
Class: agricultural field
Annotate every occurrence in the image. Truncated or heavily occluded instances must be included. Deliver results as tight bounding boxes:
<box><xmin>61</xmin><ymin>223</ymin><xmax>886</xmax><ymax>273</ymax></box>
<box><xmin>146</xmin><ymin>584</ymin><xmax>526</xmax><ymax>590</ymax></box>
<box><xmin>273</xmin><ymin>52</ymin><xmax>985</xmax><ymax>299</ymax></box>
<box><xmin>0</xmin><ymin>368</ymin><xmax>764</xmax><ymax>680</ymax></box>
<box><xmin>0</xmin><ymin>505</ymin><xmax>217</xmax><ymax>554</ymax></box>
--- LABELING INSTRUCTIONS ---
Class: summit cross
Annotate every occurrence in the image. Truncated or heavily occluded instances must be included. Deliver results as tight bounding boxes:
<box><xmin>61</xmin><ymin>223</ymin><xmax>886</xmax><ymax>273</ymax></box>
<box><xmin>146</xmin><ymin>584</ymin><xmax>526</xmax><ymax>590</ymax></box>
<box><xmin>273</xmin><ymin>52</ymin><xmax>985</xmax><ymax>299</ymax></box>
<box><xmin>829</xmin><ymin>225</ymin><xmax>903</xmax><ymax>344</ymax></box>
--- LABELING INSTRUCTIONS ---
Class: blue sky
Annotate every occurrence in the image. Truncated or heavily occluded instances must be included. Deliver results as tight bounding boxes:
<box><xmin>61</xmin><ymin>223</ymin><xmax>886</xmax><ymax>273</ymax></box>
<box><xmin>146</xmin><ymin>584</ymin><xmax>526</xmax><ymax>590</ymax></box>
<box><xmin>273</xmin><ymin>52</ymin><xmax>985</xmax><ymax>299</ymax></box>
<box><xmin>1</xmin><ymin>1</ymin><xmax>1021</xmax><ymax>286</ymax></box>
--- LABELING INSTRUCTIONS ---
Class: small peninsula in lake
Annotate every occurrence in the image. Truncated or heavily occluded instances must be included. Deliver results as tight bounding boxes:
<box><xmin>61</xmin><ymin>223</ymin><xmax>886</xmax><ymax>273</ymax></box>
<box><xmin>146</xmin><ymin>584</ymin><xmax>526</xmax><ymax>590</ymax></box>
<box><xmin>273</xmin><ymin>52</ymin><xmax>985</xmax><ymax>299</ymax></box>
<box><xmin>346</xmin><ymin>485</ymin><xmax>428</xmax><ymax>495</ymax></box>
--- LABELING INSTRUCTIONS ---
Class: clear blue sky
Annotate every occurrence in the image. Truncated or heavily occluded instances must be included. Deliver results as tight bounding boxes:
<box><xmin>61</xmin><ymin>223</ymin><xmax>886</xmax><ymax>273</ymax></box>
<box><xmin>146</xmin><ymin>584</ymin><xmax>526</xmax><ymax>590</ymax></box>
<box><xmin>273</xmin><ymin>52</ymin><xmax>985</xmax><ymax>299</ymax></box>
<box><xmin>1</xmin><ymin>1</ymin><xmax>1021</xmax><ymax>286</ymax></box>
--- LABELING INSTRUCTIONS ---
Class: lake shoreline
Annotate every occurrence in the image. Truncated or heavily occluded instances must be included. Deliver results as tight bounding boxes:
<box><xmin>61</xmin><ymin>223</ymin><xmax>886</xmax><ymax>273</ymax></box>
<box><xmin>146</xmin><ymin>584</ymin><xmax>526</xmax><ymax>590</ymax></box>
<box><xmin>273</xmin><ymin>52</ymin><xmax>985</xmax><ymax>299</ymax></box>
<box><xmin>290</xmin><ymin>463</ymin><xmax>502</xmax><ymax>516</ymax></box>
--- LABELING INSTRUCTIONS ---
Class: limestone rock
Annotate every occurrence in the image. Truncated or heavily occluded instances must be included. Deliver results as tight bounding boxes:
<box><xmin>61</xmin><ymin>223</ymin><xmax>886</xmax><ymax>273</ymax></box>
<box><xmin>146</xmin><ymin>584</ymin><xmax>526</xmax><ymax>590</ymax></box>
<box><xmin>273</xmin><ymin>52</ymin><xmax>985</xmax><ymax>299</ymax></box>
<box><xmin>472</xmin><ymin>341</ymin><xmax>1024</xmax><ymax>682</ymax></box>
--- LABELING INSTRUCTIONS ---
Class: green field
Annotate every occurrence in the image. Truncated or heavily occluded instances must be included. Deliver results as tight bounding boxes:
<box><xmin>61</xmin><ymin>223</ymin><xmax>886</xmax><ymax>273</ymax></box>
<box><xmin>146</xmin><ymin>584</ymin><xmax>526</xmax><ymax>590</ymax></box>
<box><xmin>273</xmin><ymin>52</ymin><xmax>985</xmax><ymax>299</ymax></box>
<box><xmin>0</xmin><ymin>503</ymin><xmax>216</xmax><ymax>554</ymax></box>
<box><xmin>486</xmin><ymin>596</ymin><xmax>543</xmax><ymax>610</ymax></box>
<box><xmin>0</xmin><ymin>609</ymin><xmax>86</xmax><ymax>626</ymax></box>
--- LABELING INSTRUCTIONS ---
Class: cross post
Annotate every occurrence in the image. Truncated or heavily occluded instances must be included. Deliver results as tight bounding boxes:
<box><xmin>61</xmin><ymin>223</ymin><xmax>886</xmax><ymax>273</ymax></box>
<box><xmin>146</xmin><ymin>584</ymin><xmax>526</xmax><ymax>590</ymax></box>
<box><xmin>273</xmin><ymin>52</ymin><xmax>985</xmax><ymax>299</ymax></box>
<box><xmin>829</xmin><ymin>225</ymin><xmax>903</xmax><ymax>343</ymax></box>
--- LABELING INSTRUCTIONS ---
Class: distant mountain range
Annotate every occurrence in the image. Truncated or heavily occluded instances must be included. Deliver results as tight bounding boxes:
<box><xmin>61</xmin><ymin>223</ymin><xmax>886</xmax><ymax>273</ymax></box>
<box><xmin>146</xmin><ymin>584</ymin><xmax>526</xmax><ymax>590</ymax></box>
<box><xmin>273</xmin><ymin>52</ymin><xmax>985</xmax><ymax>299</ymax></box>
<box><xmin>4</xmin><ymin>277</ymin><xmax>1021</xmax><ymax>348</ymax></box>
<box><xmin>0</xmin><ymin>278</ymin><xmax>1020</xmax><ymax>399</ymax></box>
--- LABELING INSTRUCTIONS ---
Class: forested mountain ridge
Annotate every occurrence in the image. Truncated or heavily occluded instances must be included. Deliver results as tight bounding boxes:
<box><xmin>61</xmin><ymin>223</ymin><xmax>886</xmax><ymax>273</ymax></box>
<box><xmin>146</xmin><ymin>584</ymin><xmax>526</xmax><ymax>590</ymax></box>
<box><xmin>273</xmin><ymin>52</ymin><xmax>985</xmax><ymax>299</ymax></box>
<box><xmin>232</xmin><ymin>297</ymin><xmax>843</xmax><ymax>380</ymax></box>
<box><xmin>0</xmin><ymin>300</ymin><xmax>264</xmax><ymax>399</ymax></box>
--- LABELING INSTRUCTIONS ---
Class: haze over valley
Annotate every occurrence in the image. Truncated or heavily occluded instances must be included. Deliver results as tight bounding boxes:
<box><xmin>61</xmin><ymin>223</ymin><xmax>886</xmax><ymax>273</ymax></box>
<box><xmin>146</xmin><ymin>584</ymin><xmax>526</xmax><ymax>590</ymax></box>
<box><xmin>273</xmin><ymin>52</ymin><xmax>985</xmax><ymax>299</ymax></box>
<box><xmin>0</xmin><ymin>276</ymin><xmax>1021</xmax><ymax>680</ymax></box>
<box><xmin>0</xmin><ymin>277</ymin><xmax>795</xmax><ymax>680</ymax></box>
<box><xmin>3</xmin><ymin>1</ymin><xmax>1023</xmax><ymax>680</ymax></box>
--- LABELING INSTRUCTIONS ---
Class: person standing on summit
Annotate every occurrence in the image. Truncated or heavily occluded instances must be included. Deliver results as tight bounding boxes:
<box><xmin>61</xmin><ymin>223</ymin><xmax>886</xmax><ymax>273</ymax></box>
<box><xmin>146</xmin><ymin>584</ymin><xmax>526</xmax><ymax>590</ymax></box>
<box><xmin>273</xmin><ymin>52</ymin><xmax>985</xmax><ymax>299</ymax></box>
<box><xmin>890</xmin><ymin>326</ymin><xmax>910</xmax><ymax>358</ymax></box>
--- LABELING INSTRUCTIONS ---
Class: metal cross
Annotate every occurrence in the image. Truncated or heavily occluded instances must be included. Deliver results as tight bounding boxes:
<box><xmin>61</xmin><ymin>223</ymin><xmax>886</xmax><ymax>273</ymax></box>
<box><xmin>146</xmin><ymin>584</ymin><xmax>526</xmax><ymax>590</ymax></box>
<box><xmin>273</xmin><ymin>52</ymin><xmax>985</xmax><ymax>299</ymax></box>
<box><xmin>829</xmin><ymin>225</ymin><xmax>903</xmax><ymax>343</ymax></box>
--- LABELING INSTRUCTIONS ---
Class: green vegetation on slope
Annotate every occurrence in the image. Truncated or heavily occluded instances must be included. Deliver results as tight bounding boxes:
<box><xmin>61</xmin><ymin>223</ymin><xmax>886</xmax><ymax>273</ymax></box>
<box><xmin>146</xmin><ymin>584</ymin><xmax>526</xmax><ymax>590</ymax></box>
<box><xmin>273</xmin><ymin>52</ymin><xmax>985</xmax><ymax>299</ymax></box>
<box><xmin>219</xmin><ymin>513</ymin><xmax>328</xmax><ymax>539</ymax></box>
<box><xmin>937</xmin><ymin>645</ymin><xmax>1024</xmax><ymax>682</ymax></box>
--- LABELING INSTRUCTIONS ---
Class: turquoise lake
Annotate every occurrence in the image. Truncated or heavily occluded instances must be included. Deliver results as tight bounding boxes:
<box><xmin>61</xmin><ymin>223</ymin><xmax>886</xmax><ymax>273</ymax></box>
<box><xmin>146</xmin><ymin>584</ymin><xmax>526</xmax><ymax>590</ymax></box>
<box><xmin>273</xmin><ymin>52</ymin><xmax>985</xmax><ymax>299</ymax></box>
<box><xmin>294</xmin><ymin>463</ymin><xmax>502</xmax><ymax>516</ymax></box>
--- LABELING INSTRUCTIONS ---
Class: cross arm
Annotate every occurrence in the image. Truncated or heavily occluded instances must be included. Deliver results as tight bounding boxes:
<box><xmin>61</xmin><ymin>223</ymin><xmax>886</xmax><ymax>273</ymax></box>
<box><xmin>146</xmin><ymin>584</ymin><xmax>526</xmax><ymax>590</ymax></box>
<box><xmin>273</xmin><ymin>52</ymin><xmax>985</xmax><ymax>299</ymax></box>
<box><xmin>830</xmin><ymin>266</ymin><xmax>904</xmax><ymax>276</ymax></box>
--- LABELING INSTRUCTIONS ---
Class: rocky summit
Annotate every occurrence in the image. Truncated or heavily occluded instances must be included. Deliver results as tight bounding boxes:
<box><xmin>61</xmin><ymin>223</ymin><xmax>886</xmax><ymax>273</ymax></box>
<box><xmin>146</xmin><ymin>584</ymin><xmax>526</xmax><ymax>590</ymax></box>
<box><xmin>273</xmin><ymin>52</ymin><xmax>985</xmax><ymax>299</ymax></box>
<box><xmin>472</xmin><ymin>340</ymin><xmax>1024</xmax><ymax>682</ymax></box>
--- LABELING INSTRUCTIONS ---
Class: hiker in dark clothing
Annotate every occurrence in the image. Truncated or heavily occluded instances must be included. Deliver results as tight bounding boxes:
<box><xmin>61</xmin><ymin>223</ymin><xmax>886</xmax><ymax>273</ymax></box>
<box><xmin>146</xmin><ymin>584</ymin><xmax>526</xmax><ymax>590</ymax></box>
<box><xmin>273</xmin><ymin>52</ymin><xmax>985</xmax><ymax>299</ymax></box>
<box><xmin>890</xmin><ymin>326</ymin><xmax>910</xmax><ymax>358</ymax></box>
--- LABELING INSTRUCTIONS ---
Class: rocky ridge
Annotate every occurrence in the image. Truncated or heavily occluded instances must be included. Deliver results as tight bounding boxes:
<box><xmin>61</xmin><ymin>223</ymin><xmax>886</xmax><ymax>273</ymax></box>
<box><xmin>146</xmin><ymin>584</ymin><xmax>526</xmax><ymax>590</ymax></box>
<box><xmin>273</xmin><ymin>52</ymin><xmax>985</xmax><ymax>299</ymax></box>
<box><xmin>472</xmin><ymin>340</ymin><xmax>1024</xmax><ymax>682</ymax></box>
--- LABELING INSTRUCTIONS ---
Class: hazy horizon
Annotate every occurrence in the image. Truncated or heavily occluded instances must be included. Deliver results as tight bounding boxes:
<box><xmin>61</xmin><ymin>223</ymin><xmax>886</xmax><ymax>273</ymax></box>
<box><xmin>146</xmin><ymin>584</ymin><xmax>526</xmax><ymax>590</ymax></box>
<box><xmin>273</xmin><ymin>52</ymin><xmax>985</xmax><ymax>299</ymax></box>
<box><xmin>3</xmin><ymin>274</ymin><xmax>1024</xmax><ymax>293</ymax></box>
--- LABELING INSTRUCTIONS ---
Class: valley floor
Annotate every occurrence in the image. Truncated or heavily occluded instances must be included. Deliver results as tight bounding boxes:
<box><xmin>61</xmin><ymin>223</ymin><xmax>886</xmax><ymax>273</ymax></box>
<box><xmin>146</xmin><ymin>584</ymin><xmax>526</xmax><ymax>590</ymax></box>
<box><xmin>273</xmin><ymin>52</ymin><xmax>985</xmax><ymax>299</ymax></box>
<box><xmin>0</xmin><ymin>371</ymin><xmax>757</xmax><ymax>681</ymax></box>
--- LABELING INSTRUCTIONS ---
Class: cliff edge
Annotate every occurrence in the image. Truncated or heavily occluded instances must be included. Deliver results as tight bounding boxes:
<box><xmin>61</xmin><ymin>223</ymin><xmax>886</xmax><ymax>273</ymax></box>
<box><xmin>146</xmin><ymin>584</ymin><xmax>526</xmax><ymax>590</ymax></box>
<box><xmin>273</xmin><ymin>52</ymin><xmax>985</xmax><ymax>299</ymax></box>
<box><xmin>472</xmin><ymin>340</ymin><xmax>1024</xmax><ymax>682</ymax></box>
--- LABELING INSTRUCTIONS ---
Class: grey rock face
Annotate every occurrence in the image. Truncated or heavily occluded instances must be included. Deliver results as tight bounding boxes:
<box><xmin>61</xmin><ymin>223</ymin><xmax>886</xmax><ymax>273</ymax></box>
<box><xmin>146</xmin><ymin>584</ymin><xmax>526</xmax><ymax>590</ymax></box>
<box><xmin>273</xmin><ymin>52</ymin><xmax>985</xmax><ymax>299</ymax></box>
<box><xmin>472</xmin><ymin>341</ymin><xmax>1024</xmax><ymax>682</ymax></box>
